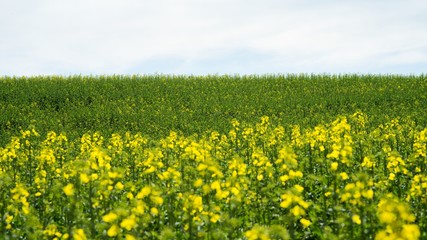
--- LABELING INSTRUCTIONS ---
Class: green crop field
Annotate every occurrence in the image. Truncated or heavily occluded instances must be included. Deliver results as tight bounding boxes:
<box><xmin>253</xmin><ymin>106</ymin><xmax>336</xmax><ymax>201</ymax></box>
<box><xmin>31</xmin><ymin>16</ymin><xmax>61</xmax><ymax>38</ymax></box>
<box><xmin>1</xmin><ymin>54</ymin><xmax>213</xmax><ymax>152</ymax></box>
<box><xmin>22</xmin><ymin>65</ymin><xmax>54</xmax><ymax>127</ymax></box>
<box><xmin>1</xmin><ymin>74</ymin><xmax>427</xmax><ymax>239</ymax></box>
<box><xmin>1</xmin><ymin>74</ymin><xmax>427</xmax><ymax>144</ymax></box>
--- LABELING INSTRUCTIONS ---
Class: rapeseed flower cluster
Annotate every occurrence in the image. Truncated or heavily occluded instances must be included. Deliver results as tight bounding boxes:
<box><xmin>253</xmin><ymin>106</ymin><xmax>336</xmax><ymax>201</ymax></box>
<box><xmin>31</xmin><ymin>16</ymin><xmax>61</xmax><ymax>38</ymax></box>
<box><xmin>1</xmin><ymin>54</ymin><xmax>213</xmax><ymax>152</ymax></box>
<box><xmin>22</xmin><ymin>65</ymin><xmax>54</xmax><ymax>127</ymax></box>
<box><xmin>375</xmin><ymin>194</ymin><xmax>420</xmax><ymax>240</ymax></box>
<box><xmin>0</xmin><ymin>114</ymin><xmax>426</xmax><ymax>239</ymax></box>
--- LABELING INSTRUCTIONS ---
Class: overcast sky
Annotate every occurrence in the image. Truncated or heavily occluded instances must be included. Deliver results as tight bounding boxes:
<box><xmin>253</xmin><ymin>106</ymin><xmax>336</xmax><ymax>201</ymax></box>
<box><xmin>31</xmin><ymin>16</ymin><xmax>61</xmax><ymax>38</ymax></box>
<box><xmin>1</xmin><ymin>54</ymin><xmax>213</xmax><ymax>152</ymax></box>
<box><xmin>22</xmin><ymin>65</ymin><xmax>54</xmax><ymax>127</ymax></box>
<box><xmin>1</xmin><ymin>0</ymin><xmax>426</xmax><ymax>76</ymax></box>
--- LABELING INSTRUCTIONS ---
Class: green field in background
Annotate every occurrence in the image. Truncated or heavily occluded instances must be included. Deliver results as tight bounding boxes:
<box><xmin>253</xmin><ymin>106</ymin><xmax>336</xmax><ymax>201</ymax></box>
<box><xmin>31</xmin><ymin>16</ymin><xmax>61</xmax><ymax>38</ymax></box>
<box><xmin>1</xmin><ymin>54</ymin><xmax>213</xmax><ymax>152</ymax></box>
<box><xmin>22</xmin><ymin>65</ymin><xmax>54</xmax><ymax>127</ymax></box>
<box><xmin>1</xmin><ymin>74</ymin><xmax>426</xmax><ymax>145</ymax></box>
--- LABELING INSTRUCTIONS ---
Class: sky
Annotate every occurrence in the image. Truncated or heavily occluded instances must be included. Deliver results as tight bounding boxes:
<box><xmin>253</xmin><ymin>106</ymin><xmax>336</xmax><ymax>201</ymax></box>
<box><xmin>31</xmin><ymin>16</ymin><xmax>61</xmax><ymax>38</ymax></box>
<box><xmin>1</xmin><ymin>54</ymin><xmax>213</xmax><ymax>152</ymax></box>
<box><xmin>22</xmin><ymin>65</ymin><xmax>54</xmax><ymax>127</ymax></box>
<box><xmin>1</xmin><ymin>0</ymin><xmax>426</xmax><ymax>76</ymax></box>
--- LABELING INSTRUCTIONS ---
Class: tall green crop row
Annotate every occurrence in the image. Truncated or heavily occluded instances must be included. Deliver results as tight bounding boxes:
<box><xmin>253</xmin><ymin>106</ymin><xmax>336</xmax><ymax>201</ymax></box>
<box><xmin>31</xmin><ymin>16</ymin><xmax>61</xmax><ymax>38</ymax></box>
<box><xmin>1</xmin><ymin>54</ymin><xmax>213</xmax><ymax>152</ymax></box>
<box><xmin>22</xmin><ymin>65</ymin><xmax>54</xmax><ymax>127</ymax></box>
<box><xmin>1</xmin><ymin>74</ymin><xmax>426</xmax><ymax>146</ymax></box>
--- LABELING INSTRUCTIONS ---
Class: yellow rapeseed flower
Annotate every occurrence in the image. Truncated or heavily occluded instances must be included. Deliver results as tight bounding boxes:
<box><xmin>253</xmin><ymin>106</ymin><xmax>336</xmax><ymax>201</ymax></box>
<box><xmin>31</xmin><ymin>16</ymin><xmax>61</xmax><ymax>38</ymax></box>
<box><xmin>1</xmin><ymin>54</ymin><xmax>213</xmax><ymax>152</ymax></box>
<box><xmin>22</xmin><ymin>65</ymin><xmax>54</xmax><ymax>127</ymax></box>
<box><xmin>280</xmin><ymin>193</ymin><xmax>293</xmax><ymax>209</ymax></box>
<box><xmin>150</xmin><ymin>195</ymin><xmax>164</xmax><ymax>205</ymax></box>
<box><xmin>150</xmin><ymin>207</ymin><xmax>159</xmax><ymax>216</ymax></box>
<box><xmin>211</xmin><ymin>180</ymin><xmax>221</xmax><ymax>191</ymax></box>
<box><xmin>5</xmin><ymin>215</ymin><xmax>13</xmax><ymax>229</ymax></box>
<box><xmin>300</xmin><ymin>218</ymin><xmax>311</xmax><ymax>228</ymax></box>
<box><xmin>280</xmin><ymin>175</ymin><xmax>289</xmax><ymax>183</ymax></box>
<box><xmin>340</xmin><ymin>172</ymin><xmax>349</xmax><ymax>180</ymax></box>
<box><xmin>107</xmin><ymin>224</ymin><xmax>120</xmax><ymax>237</ymax></box>
<box><xmin>136</xmin><ymin>186</ymin><xmax>151</xmax><ymax>199</ymax></box>
<box><xmin>362</xmin><ymin>189</ymin><xmax>374</xmax><ymax>199</ymax></box>
<box><xmin>290</xmin><ymin>205</ymin><xmax>306</xmax><ymax>217</ymax></box>
<box><xmin>127</xmin><ymin>192</ymin><xmax>134</xmax><ymax>200</ymax></box>
<box><xmin>120</xmin><ymin>215</ymin><xmax>137</xmax><ymax>231</ymax></box>
<box><xmin>352</xmin><ymin>214</ymin><xmax>362</xmax><ymax>224</ymax></box>
<box><xmin>115</xmin><ymin>182</ymin><xmax>124</xmax><ymax>190</ymax></box>
<box><xmin>63</xmin><ymin>184</ymin><xmax>74</xmax><ymax>196</ymax></box>
<box><xmin>331</xmin><ymin>162</ymin><xmax>338</xmax><ymax>171</ymax></box>
<box><xmin>103</xmin><ymin>212</ymin><xmax>118</xmax><ymax>223</ymax></box>
<box><xmin>294</xmin><ymin>184</ymin><xmax>304</xmax><ymax>193</ymax></box>
<box><xmin>245</xmin><ymin>225</ymin><xmax>270</xmax><ymax>240</ymax></box>
<box><xmin>289</xmin><ymin>170</ymin><xmax>303</xmax><ymax>178</ymax></box>
<box><xmin>80</xmin><ymin>174</ymin><xmax>90</xmax><ymax>184</ymax></box>
<box><xmin>91</xmin><ymin>173</ymin><xmax>99</xmax><ymax>181</ymax></box>
<box><xmin>194</xmin><ymin>178</ymin><xmax>203</xmax><ymax>187</ymax></box>
<box><xmin>73</xmin><ymin>228</ymin><xmax>87</xmax><ymax>240</ymax></box>
<box><xmin>210</xmin><ymin>213</ymin><xmax>221</xmax><ymax>223</ymax></box>
<box><xmin>193</xmin><ymin>195</ymin><xmax>203</xmax><ymax>211</ymax></box>
<box><xmin>125</xmin><ymin>234</ymin><xmax>137</xmax><ymax>240</ymax></box>
<box><xmin>401</xmin><ymin>224</ymin><xmax>420</xmax><ymax>240</ymax></box>
<box><xmin>361</xmin><ymin>156</ymin><xmax>374</xmax><ymax>168</ymax></box>
<box><xmin>379</xmin><ymin>211</ymin><xmax>396</xmax><ymax>224</ymax></box>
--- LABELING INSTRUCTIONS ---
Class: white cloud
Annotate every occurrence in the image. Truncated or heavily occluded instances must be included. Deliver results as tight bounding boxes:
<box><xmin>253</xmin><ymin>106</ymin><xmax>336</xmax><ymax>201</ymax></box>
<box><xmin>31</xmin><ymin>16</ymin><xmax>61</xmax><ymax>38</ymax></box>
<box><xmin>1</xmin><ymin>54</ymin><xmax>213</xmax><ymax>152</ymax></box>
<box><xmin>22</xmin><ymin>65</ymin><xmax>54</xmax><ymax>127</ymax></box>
<box><xmin>1</xmin><ymin>0</ymin><xmax>426</xmax><ymax>75</ymax></box>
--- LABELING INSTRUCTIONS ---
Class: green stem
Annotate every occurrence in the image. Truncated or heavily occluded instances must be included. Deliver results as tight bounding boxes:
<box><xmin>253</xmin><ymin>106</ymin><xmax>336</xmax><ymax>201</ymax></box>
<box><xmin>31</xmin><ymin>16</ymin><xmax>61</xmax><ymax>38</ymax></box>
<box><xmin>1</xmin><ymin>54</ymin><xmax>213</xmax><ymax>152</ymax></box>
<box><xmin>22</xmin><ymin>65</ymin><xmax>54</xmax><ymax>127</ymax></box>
<box><xmin>188</xmin><ymin>214</ymin><xmax>193</xmax><ymax>240</ymax></box>
<box><xmin>89</xmin><ymin>181</ymin><xmax>95</xmax><ymax>236</ymax></box>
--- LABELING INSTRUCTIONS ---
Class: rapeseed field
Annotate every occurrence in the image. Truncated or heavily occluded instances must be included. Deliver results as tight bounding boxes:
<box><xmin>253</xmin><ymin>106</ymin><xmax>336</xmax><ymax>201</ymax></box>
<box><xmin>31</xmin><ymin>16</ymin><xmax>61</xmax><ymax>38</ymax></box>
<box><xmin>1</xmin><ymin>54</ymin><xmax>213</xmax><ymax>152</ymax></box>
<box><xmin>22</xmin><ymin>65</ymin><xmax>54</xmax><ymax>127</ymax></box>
<box><xmin>1</xmin><ymin>75</ymin><xmax>426</xmax><ymax>239</ymax></box>
<box><xmin>1</xmin><ymin>113</ymin><xmax>426</xmax><ymax>239</ymax></box>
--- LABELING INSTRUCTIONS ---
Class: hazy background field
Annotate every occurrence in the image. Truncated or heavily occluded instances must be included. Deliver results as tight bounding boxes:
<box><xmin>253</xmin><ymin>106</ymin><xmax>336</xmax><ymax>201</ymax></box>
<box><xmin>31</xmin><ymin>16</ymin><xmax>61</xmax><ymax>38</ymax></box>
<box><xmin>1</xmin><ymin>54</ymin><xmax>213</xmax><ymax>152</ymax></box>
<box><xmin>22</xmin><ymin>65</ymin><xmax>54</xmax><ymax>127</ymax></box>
<box><xmin>1</xmin><ymin>74</ymin><xmax>426</xmax><ymax>145</ymax></box>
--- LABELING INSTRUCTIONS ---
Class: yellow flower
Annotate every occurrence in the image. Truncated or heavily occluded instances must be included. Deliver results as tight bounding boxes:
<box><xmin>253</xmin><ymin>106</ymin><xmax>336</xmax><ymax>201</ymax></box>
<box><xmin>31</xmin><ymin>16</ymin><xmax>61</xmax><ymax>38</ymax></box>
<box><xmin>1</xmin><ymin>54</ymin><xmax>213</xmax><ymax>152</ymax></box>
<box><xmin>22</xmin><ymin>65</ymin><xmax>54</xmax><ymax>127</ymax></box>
<box><xmin>352</xmin><ymin>214</ymin><xmax>361</xmax><ymax>224</ymax></box>
<box><xmin>294</xmin><ymin>184</ymin><xmax>304</xmax><ymax>193</ymax></box>
<box><xmin>22</xmin><ymin>204</ymin><xmax>30</xmax><ymax>215</ymax></box>
<box><xmin>327</xmin><ymin>150</ymin><xmax>340</xmax><ymax>159</ymax></box>
<box><xmin>202</xmin><ymin>184</ymin><xmax>211</xmax><ymax>195</ymax></box>
<box><xmin>194</xmin><ymin>178</ymin><xmax>203</xmax><ymax>187</ymax></box>
<box><xmin>103</xmin><ymin>212</ymin><xmax>118</xmax><ymax>223</ymax></box>
<box><xmin>290</xmin><ymin>205</ymin><xmax>306</xmax><ymax>217</ymax></box>
<box><xmin>125</xmin><ymin>234</ymin><xmax>137</xmax><ymax>240</ymax></box>
<box><xmin>340</xmin><ymin>172</ymin><xmax>349</xmax><ymax>180</ymax></box>
<box><xmin>401</xmin><ymin>224</ymin><xmax>420</xmax><ymax>240</ymax></box>
<box><xmin>298</xmin><ymin>199</ymin><xmax>311</xmax><ymax>209</ymax></box>
<box><xmin>211</xmin><ymin>180</ymin><xmax>221</xmax><ymax>191</ymax></box>
<box><xmin>289</xmin><ymin>170</ymin><xmax>303</xmax><ymax>178</ymax></box>
<box><xmin>127</xmin><ymin>192</ymin><xmax>134</xmax><ymax>200</ymax></box>
<box><xmin>136</xmin><ymin>186</ymin><xmax>151</xmax><ymax>199</ymax></box>
<box><xmin>150</xmin><ymin>207</ymin><xmax>159</xmax><ymax>216</ymax></box>
<box><xmin>331</xmin><ymin>162</ymin><xmax>338</xmax><ymax>171</ymax></box>
<box><xmin>133</xmin><ymin>200</ymin><xmax>147</xmax><ymax>215</ymax></box>
<box><xmin>63</xmin><ymin>184</ymin><xmax>74</xmax><ymax>196</ymax></box>
<box><xmin>210</xmin><ymin>214</ymin><xmax>221</xmax><ymax>223</ymax></box>
<box><xmin>193</xmin><ymin>196</ymin><xmax>203</xmax><ymax>211</ymax></box>
<box><xmin>245</xmin><ymin>225</ymin><xmax>270</xmax><ymax>240</ymax></box>
<box><xmin>362</xmin><ymin>189</ymin><xmax>374</xmax><ymax>199</ymax></box>
<box><xmin>361</xmin><ymin>157</ymin><xmax>374</xmax><ymax>168</ymax></box>
<box><xmin>150</xmin><ymin>195</ymin><xmax>164</xmax><ymax>205</ymax></box>
<box><xmin>120</xmin><ymin>215</ymin><xmax>137</xmax><ymax>231</ymax></box>
<box><xmin>91</xmin><ymin>173</ymin><xmax>99</xmax><ymax>181</ymax></box>
<box><xmin>280</xmin><ymin>194</ymin><xmax>293</xmax><ymax>208</ymax></box>
<box><xmin>43</xmin><ymin>224</ymin><xmax>58</xmax><ymax>236</ymax></box>
<box><xmin>115</xmin><ymin>182</ymin><xmax>124</xmax><ymax>190</ymax></box>
<box><xmin>108</xmin><ymin>171</ymin><xmax>120</xmax><ymax>178</ymax></box>
<box><xmin>73</xmin><ymin>228</ymin><xmax>87</xmax><ymax>240</ymax></box>
<box><xmin>280</xmin><ymin>175</ymin><xmax>289</xmax><ymax>183</ymax></box>
<box><xmin>197</xmin><ymin>163</ymin><xmax>208</xmax><ymax>171</ymax></box>
<box><xmin>5</xmin><ymin>215</ymin><xmax>13</xmax><ymax>229</ymax></box>
<box><xmin>5</xmin><ymin>215</ymin><xmax>13</xmax><ymax>223</ymax></box>
<box><xmin>379</xmin><ymin>212</ymin><xmax>396</xmax><ymax>224</ymax></box>
<box><xmin>80</xmin><ymin>174</ymin><xmax>90</xmax><ymax>184</ymax></box>
<box><xmin>300</xmin><ymin>218</ymin><xmax>311</xmax><ymax>228</ymax></box>
<box><xmin>107</xmin><ymin>224</ymin><xmax>120</xmax><ymax>237</ymax></box>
